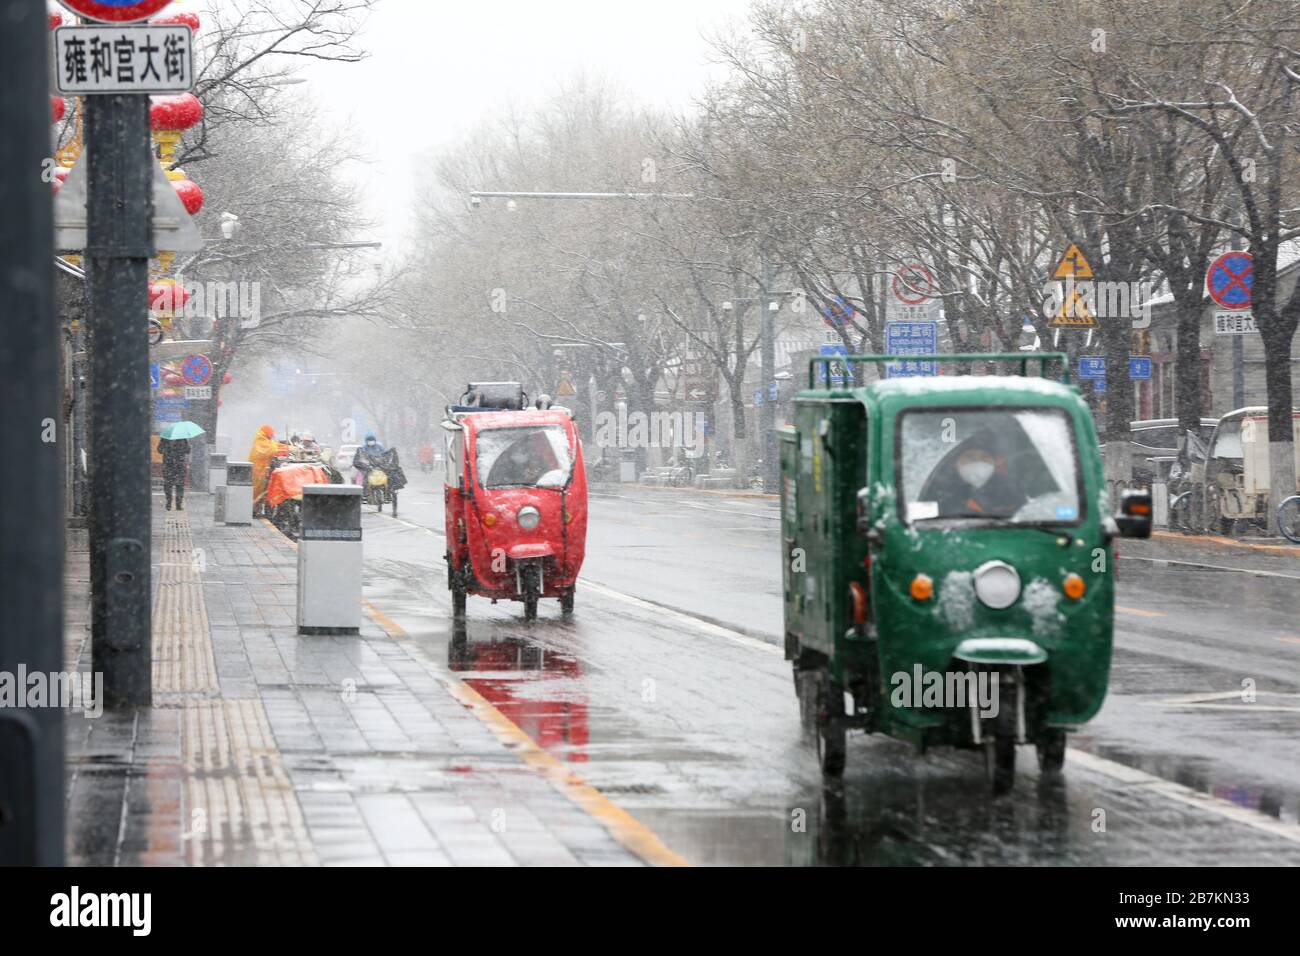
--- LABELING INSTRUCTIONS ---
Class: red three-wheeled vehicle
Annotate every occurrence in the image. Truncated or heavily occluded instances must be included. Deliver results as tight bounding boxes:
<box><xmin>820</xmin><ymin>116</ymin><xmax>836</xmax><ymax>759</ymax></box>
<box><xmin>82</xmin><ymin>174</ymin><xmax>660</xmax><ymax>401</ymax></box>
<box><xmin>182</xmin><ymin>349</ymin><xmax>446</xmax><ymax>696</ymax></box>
<box><xmin>442</xmin><ymin>383</ymin><xmax>588</xmax><ymax>621</ymax></box>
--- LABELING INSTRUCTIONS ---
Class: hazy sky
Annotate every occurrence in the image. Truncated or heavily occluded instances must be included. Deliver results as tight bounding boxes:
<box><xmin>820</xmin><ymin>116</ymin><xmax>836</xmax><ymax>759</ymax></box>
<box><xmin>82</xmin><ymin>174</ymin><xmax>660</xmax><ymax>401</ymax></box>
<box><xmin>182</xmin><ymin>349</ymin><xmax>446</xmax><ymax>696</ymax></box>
<box><xmin>299</xmin><ymin>0</ymin><xmax>756</xmax><ymax>257</ymax></box>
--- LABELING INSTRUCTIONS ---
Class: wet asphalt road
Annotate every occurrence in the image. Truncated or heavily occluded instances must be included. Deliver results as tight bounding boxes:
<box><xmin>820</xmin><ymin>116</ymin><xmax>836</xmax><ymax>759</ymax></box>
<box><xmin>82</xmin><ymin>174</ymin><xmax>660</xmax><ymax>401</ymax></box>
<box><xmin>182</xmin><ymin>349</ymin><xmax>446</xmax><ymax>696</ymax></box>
<box><xmin>359</xmin><ymin>470</ymin><xmax>1300</xmax><ymax>865</ymax></box>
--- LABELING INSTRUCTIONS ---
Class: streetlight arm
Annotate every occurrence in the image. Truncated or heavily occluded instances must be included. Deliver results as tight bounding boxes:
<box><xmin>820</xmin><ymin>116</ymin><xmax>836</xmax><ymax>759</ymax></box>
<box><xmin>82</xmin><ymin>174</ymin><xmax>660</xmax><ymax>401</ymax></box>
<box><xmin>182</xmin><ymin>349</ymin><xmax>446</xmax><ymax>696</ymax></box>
<box><xmin>469</xmin><ymin>191</ymin><xmax>695</xmax><ymax>201</ymax></box>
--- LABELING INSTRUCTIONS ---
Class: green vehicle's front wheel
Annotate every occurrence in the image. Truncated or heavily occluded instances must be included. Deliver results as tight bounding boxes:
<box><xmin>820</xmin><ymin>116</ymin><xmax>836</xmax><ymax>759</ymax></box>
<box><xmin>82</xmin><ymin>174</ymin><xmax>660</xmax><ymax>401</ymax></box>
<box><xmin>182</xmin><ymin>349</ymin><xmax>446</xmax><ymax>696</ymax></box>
<box><xmin>985</xmin><ymin>675</ymin><xmax>1018</xmax><ymax>795</ymax></box>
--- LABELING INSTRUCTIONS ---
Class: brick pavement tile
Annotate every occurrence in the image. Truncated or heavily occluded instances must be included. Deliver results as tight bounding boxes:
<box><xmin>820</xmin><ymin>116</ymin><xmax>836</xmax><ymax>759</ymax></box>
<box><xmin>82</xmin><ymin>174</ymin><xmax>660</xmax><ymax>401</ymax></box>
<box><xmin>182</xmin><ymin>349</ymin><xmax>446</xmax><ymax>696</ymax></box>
<box><xmin>63</xmin><ymin>497</ymin><xmax>645</xmax><ymax>867</ymax></box>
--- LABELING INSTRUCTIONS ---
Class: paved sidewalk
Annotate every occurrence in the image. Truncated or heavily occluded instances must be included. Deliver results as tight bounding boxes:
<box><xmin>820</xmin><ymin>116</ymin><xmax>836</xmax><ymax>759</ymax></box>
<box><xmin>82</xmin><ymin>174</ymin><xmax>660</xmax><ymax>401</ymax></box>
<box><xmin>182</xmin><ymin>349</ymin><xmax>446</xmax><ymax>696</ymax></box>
<box><xmin>64</xmin><ymin>494</ymin><xmax>655</xmax><ymax>866</ymax></box>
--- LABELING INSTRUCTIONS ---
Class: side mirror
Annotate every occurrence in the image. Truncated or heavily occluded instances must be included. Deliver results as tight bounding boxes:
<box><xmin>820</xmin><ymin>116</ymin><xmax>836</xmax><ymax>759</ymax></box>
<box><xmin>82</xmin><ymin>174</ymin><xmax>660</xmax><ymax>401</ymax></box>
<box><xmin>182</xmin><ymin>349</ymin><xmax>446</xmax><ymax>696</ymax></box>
<box><xmin>1115</xmin><ymin>488</ymin><xmax>1153</xmax><ymax>539</ymax></box>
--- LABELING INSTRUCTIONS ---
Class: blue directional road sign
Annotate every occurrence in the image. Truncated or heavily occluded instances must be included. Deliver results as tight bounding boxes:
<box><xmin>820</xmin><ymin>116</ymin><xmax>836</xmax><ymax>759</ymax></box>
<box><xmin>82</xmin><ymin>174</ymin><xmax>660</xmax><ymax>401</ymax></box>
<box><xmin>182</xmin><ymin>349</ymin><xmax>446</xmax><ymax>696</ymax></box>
<box><xmin>753</xmin><ymin>388</ymin><xmax>764</xmax><ymax>407</ymax></box>
<box><xmin>149</xmin><ymin>363</ymin><xmax>160</xmax><ymax>390</ymax></box>
<box><xmin>1078</xmin><ymin>357</ymin><xmax>1107</xmax><ymax>380</ymax></box>
<box><xmin>1128</xmin><ymin>357</ymin><xmax>1153</xmax><ymax>380</ymax></box>
<box><xmin>155</xmin><ymin>395</ymin><xmax>187</xmax><ymax>424</ymax></box>
<box><xmin>768</xmin><ymin>381</ymin><xmax>779</xmax><ymax>401</ymax></box>
<box><xmin>885</xmin><ymin>321</ymin><xmax>938</xmax><ymax>378</ymax></box>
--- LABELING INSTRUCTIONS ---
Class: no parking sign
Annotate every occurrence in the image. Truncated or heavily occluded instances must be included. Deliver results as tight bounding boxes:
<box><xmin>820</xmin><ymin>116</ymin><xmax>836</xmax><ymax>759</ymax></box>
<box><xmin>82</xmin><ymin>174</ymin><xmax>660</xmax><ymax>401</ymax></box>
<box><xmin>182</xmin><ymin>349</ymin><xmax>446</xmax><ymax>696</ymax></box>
<box><xmin>1206</xmin><ymin>251</ymin><xmax>1253</xmax><ymax>310</ymax></box>
<box><xmin>57</xmin><ymin>1</ymin><xmax>174</xmax><ymax>23</ymax></box>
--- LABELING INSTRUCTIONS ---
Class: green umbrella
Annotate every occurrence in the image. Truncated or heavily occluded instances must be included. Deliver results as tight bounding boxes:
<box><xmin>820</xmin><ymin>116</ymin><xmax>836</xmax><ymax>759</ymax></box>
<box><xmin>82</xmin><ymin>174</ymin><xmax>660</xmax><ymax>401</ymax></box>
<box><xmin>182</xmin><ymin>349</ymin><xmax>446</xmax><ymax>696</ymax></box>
<box><xmin>160</xmin><ymin>421</ymin><xmax>205</xmax><ymax>441</ymax></box>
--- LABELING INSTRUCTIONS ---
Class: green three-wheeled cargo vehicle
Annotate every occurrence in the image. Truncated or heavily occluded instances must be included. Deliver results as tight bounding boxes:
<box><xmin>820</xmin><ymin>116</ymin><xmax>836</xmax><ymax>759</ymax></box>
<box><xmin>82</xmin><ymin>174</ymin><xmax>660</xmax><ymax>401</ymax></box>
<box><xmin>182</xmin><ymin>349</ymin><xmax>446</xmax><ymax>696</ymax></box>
<box><xmin>780</xmin><ymin>353</ymin><xmax>1152</xmax><ymax>792</ymax></box>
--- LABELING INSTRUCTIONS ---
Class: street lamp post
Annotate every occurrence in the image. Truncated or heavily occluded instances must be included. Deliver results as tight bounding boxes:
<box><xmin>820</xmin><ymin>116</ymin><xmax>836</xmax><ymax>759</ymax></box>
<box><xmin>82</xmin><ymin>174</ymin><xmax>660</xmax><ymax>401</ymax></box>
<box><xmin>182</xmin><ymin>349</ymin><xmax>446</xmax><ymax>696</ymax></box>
<box><xmin>0</xmin><ymin>0</ymin><xmax>64</xmax><ymax>865</ymax></box>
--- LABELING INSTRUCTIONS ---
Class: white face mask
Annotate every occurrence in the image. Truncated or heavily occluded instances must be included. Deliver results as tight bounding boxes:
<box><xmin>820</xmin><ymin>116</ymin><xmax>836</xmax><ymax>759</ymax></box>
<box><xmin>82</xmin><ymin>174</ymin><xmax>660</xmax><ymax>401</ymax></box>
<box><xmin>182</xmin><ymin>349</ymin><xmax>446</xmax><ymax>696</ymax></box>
<box><xmin>958</xmin><ymin>460</ymin><xmax>995</xmax><ymax>488</ymax></box>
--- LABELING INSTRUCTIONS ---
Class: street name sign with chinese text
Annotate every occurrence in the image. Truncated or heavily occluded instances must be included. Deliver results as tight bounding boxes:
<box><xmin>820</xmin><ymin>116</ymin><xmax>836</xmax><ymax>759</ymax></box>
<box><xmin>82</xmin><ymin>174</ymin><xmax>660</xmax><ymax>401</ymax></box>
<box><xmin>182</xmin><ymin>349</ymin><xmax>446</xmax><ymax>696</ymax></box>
<box><xmin>884</xmin><ymin>321</ymin><xmax>938</xmax><ymax>378</ymax></box>
<box><xmin>183</xmin><ymin>385</ymin><xmax>211</xmax><ymax>400</ymax></box>
<box><xmin>53</xmin><ymin>24</ymin><xmax>193</xmax><ymax>95</ymax></box>
<box><xmin>1214</xmin><ymin>310</ymin><xmax>1257</xmax><ymax>335</ymax></box>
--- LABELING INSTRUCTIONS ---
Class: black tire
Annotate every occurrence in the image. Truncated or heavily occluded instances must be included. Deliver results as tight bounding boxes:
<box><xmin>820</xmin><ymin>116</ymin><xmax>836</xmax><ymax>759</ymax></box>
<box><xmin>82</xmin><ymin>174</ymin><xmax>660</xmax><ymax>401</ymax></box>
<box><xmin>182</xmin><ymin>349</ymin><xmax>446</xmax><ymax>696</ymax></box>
<box><xmin>1206</xmin><ymin>484</ymin><xmax>1232</xmax><ymax>535</ymax></box>
<box><xmin>452</xmin><ymin>586</ymin><xmax>466</xmax><ymax>621</ymax></box>
<box><xmin>521</xmin><ymin>564</ymin><xmax>540</xmax><ymax>621</ymax></box>
<box><xmin>560</xmin><ymin>588</ymin><xmax>574</xmax><ymax>614</ymax></box>
<box><xmin>795</xmin><ymin>667</ymin><xmax>818</xmax><ymax>741</ymax></box>
<box><xmin>1278</xmin><ymin>496</ymin><xmax>1300</xmax><ymax>544</ymax></box>
<box><xmin>818</xmin><ymin>679</ymin><xmax>847</xmax><ymax>778</ymax></box>
<box><xmin>985</xmin><ymin>675</ymin><xmax>1017</xmax><ymax>795</ymax></box>
<box><xmin>390</xmin><ymin>492</ymin><xmax>397</xmax><ymax>517</ymax></box>
<box><xmin>1037</xmin><ymin>728</ymin><xmax>1066</xmax><ymax>774</ymax></box>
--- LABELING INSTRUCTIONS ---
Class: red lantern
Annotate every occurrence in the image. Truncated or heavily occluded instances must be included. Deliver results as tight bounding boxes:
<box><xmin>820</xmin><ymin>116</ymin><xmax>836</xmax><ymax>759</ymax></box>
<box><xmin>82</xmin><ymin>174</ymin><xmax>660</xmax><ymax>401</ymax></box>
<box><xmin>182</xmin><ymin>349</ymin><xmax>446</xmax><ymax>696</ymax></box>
<box><xmin>217</xmin><ymin>398</ymin><xmax>223</xmax><ymax>407</ymax></box>
<box><xmin>149</xmin><ymin>282</ymin><xmax>190</xmax><ymax>312</ymax></box>
<box><xmin>222</xmin><ymin>372</ymin><xmax>233</xmax><ymax>385</ymax></box>
<box><xmin>150</xmin><ymin>93</ymin><xmax>204</xmax><ymax>131</ymax></box>
<box><xmin>51</xmin><ymin>97</ymin><xmax>66</xmax><ymax>124</ymax></box>
<box><xmin>172</xmin><ymin>179</ymin><xmax>204</xmax><ymax>215</ymax></box>
<box><xmin>151</xmin><ymin>11</ymin><xmax>200</xmax><ymax>33</ymax></box>
<box><xmin>164</xmin><ymin>373</ymin><xmax>183</xmax><ymax>387</ymax></box>
<box><xmin>49</xmin><ymin>12</ymin><xmax>62</xmax><ymax>30</ymax></box>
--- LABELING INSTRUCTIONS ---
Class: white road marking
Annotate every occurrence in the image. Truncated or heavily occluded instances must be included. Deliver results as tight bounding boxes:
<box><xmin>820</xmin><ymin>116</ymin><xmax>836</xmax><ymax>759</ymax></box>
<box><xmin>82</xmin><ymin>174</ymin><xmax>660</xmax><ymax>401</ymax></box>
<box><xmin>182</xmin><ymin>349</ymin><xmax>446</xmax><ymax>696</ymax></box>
<box><xmin>370</xmin><ymin>503</ymin><xmax>1300</xmax><ymax>841</ymax></box>
<box><xmin>1066</xmin><ymin>749</ymin><xmax>1300</xmax><ymax>844</ymax></box>
<box><xmin>1121</xmin><ymin>554</ymin><xmax>1300</xmax><ymax>581</ymax></box>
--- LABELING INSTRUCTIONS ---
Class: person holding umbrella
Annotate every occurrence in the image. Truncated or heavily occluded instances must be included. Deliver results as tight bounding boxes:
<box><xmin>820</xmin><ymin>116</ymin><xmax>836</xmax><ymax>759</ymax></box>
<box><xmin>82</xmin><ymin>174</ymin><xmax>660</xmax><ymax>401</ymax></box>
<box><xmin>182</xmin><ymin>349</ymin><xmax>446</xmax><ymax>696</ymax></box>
<box><xmin>158</xmin><ymin>421</ymin><xmax>205</xmax><ymax>511</ymax></box>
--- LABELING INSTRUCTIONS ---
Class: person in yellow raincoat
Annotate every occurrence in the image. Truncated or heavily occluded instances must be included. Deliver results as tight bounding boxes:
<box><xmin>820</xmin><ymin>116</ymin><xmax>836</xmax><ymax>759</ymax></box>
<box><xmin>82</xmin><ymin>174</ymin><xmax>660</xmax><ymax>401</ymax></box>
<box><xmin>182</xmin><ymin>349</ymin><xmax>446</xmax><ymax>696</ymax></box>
<box><xmin>249</xmin><ymin>424</ymin><xmax>288</xmax><ymax>515</ymax></box>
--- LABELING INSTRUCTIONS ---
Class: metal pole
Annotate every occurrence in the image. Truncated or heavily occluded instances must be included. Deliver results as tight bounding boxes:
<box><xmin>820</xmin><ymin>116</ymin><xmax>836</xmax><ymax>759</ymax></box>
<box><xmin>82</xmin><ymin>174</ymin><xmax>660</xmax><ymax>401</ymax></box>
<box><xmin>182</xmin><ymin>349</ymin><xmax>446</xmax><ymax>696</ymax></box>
<box><xmin>1230</xmin><ymin>215</ymin><xmax>1246</xmax><ymax>408</ymax></box>
<box><xmin>86</xmin><ymin>93</ymin><xmax>154</xmax><ymax>708</ymax></box>
<box><xmin>0</xmin><ymin>0</ymin><xmax>65</xmax><ymax>865</ymax></box>
<box><xmin>760</xmin><ymin>258</ymin><xmax>777</xmax><ymax>493</ymax></box>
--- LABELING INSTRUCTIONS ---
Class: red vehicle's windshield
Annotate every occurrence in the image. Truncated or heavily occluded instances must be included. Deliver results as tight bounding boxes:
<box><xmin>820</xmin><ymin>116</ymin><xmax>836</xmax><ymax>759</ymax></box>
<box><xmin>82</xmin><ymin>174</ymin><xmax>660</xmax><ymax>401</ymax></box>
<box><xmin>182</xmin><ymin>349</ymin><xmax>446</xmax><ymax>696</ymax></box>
<box><xmin>475</xmin><ymin>425</ymin><xmax>573</xmax><ymax>489</ymax></box>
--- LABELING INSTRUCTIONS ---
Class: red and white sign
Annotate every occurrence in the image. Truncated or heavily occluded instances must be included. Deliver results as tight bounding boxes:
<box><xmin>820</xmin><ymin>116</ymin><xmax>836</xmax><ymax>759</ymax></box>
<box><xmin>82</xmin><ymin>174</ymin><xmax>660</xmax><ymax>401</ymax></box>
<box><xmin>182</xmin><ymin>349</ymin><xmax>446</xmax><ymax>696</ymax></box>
<box><xmin>57</xmin><ymin>1</ymin><xmax>173</xmax><ymax>24</ymax></box>
<box><xmin>892</xmin><ymin>263</ymin><xmax>936</xmax><ymax>305</ymax></box>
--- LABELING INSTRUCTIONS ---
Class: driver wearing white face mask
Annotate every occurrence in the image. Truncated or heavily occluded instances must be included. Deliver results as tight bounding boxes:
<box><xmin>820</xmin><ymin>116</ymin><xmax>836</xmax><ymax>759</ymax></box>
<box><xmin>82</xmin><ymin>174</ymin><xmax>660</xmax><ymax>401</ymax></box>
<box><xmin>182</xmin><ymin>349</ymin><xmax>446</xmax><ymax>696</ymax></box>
<box><xmin>949</xmin><ymin>446</ymin><xmax>1021</xmax><ymax>516</ymax></box>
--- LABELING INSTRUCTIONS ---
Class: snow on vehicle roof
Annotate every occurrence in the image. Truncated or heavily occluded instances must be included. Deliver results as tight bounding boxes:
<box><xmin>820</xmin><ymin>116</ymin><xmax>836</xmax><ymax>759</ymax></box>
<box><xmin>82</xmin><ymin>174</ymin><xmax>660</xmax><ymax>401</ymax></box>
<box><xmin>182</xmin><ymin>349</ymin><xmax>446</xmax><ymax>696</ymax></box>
<box><xmin>867</xmin><ymin>375</ymin><xmax>1076</xmax><ymax>400</ymax></box>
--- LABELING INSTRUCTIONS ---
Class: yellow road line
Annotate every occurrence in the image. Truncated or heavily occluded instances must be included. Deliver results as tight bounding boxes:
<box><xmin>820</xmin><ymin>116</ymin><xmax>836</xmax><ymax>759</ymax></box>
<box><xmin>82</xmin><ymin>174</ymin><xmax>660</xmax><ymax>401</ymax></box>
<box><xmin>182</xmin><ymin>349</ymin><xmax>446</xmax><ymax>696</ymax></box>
<box><xmin>1152</xmin><ymin>530</ymin><xmax>1300</xmax><ymax>556</ymax></box>
<box><xmin>361</xmin><ymin>602</ymin><xmax>690</xmax><ymax>868</ymax></box>
<box><xmin>1116</xmin><ymin>605</ymin><xmax>1165</xmax><ymax>618</ymax></box>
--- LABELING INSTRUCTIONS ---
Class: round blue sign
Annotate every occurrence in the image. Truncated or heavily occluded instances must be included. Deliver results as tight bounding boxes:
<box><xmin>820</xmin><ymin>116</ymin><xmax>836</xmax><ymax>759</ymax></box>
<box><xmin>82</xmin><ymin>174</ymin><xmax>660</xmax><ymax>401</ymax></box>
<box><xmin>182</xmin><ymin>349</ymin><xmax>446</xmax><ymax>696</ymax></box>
<box><xmin>1207</xmin><ymin>251</ymin><xmax>1253</xmax><ymax>310</ymax></box>
<box><xmin>181</xmin><ymin>353</ymin><xmax>212</xmax><ymax>386</ymax></box>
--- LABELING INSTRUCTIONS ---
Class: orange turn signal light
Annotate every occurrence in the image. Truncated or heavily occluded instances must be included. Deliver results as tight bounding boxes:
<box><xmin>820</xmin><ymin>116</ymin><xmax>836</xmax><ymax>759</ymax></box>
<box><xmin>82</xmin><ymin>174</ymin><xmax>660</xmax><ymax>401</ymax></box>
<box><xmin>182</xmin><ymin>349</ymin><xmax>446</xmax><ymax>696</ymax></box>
<box><xmin>910</xmin><ymin>573</ymin><xmax>934</xmax><ymax>601</ymax></box>
<box><xmin>482</xmin><ymin>512</ymin><xmax>497</xmax><ymax>527</ymax></box>
<box><xmin>1063</xmin><ymin>573</ymin><xmax>1086</xmax><ymax>600</ymax></box>
<box><xmin>849</xmin><ymin>581</ymin><xmax>868</xmax><ymax>626</ymax></box>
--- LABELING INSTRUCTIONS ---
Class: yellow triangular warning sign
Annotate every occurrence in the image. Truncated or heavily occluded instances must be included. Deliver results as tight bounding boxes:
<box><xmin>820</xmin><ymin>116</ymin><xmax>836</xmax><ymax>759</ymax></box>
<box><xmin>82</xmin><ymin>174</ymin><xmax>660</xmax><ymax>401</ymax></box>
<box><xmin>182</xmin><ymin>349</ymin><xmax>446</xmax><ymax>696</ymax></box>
<box><xmin>1051</xmin><ymin>288</ymin><xmax>1094</xmax><ymax>327</ymax></box>
<box><xmin>1053</xmin><ymin>244</ymin><xmax>1093</xmax><ymax>279</ymax></box>
<box><xmin>555</xmin><ymin>371</ymin><xmax>577</xmax><ymax>397</ymax></box>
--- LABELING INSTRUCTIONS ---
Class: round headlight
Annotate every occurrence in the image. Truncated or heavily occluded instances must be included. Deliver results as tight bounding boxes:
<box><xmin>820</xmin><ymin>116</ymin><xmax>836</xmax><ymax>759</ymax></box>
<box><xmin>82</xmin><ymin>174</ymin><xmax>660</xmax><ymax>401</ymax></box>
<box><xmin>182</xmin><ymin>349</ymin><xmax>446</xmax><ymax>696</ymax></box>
<box><xmin>517</xmin><ymin>505</ymin><xmax>541</xmax><ymax>530</ymax></box>
<box><xmin>974</xmin><ymin>560</ymin><xmax>1020</xmax><ymax>609</ymax></box>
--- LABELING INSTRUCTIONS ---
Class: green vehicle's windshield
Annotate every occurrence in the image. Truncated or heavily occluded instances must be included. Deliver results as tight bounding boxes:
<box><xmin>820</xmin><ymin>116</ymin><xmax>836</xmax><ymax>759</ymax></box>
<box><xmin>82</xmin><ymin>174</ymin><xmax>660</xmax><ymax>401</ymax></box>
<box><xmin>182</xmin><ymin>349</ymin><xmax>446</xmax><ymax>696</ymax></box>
<box><xmin>897</xmin><ymin>407</ymin><xmax>1083</xmax><ymax>526</ymax></box>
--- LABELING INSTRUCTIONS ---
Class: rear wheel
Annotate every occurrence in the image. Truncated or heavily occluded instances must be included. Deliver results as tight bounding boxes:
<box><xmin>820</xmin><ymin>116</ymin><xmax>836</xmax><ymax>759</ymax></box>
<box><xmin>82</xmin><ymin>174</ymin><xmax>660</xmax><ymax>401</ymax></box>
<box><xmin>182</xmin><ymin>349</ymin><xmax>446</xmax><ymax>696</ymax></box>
<box><xmin>817</xmin><ymin>677</ymin><xmax>847</xmax><ymax>778</ymax></box>
<box><xmin>1037</xmin><ymin>728</ymin><xmax>1066</xmax><ymax>774</ymax></box>
<box><xmin>560</xmin><ymin>588</ymin><xmax>574</xmax><ymax>614</ymax></box>
<box><xmin>1206</xmin><ymin>484</ymin><xmax>1233</xmax><ymax>535</ymax></box>
<box><xmin>1278</xmin><ymin>496</ymin><xmax>1300</xmax><ymax>544</ymax></box>
<box><xmin>390</xmin><ymin>491</ymin><xmax>398</xmax><ymax>517</ymax></box>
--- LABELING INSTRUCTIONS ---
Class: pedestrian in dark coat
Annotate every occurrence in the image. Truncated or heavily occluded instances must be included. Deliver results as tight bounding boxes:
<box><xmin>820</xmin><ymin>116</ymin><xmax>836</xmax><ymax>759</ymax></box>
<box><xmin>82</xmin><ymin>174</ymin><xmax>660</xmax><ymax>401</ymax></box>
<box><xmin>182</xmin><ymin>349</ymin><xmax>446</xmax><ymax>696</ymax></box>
<box><xmin>159</xmin><ymin>437</ymin><xmax>191</xmax><ymax>510</ymax></box>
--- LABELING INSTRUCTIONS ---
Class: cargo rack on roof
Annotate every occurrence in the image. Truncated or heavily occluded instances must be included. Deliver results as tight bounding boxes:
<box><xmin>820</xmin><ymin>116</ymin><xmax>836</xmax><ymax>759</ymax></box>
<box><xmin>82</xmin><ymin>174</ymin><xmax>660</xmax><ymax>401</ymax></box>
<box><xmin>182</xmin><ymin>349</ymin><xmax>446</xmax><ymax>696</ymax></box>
<box><xmin>806</xmin><ymin>352</ymin><xmax>1070</xmax><ymax>388</ymax></box>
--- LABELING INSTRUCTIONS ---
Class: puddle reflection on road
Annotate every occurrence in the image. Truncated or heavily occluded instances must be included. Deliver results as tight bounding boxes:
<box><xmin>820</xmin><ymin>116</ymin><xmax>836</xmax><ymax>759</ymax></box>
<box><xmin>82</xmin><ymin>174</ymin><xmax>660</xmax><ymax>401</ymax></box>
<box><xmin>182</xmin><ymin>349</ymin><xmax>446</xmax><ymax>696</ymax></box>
<box><xmin>448</xmin><ymin>629</ymin><xmax>589</xmax><ymax>763</ymax></box>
